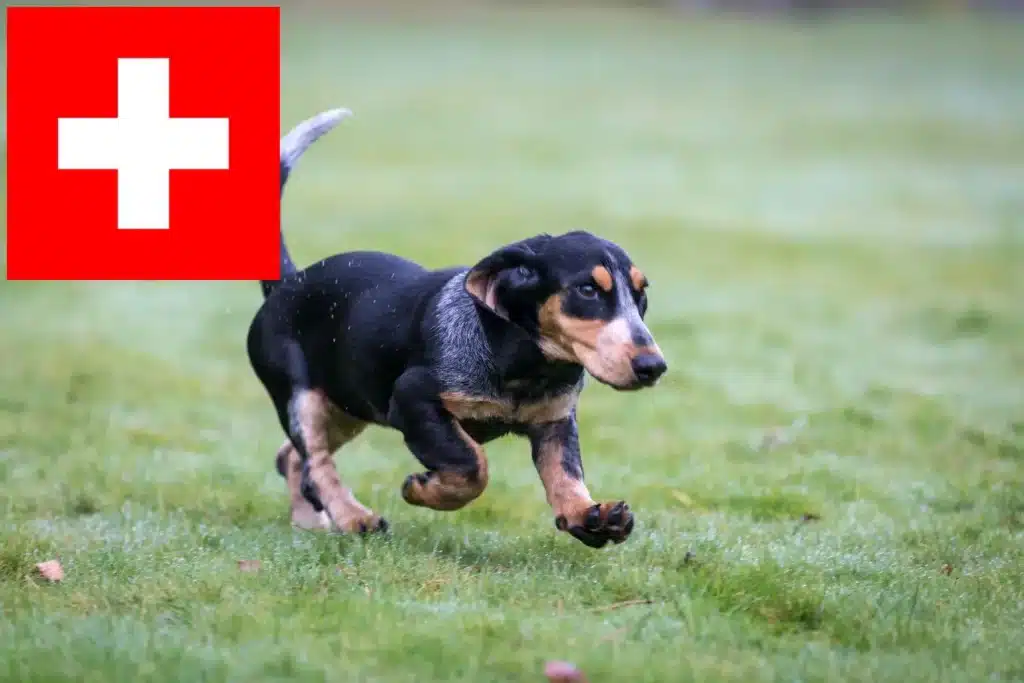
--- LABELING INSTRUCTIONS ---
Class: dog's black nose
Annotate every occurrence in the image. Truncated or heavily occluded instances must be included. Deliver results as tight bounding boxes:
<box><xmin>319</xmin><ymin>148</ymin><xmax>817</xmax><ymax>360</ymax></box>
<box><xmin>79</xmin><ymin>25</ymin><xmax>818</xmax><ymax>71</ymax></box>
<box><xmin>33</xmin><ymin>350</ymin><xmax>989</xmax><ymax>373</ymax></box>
<box><xmin>631</xmin><ymin>353</ymin><xmax>667</xmax><ymax>385</ymax></box>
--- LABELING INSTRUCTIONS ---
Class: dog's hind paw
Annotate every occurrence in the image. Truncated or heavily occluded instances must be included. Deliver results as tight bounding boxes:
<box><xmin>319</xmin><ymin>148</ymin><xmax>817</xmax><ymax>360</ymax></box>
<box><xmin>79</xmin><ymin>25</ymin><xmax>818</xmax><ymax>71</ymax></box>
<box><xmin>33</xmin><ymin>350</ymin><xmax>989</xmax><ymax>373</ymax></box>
<box><xmin>332</xmin><ymin>513</ymin><xmax>389</xmax><ymax>536</ymax></box>
<box><xmin>292</xmin><ymin>507</ymin><xmax>331</xmax><ymax>531</ymax></box>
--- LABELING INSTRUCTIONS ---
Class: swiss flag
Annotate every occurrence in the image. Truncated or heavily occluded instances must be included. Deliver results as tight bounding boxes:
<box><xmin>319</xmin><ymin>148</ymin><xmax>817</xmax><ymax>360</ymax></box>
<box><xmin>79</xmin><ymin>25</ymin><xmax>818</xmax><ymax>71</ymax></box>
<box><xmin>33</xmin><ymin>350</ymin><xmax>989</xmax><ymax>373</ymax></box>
<box><xmin>5</xmin><ymin>6</ymin><xmax>281</xmax><ymax>280</ymax></box>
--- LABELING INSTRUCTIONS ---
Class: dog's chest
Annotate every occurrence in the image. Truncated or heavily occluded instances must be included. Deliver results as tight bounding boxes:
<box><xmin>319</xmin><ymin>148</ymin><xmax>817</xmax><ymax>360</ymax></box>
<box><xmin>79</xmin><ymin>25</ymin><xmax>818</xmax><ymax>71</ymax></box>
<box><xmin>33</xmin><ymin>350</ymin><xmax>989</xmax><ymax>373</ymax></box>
<box><xmin>458</xmin><ymin>419</ymin><xmax>519</xmax><ymax>445</ymax></box>
<box><xmin>439</xmin><ymin>390</ymin><xmax>577</xmax><ymax>427</ymax></box>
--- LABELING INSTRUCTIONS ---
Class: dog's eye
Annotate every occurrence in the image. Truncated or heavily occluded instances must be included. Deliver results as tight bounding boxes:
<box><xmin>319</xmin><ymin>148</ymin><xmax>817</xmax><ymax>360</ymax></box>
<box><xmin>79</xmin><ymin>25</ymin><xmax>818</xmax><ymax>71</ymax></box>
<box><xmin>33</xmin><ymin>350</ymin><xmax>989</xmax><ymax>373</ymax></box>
<box><xmin>576</xmin><ymin>283</ymin><xmax>599</xmax><ymax>299</ymax></box>
<box><xmin>516</xmin><ymin>265</ymin><xmax>532</xmax><ymax>278</ymax></box>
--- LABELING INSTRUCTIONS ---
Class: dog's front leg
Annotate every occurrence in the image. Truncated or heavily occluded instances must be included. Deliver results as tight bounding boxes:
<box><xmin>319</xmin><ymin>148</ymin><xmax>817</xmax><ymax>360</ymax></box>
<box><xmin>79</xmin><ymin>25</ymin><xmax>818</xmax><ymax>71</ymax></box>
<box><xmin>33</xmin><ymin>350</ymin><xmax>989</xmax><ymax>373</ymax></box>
<box><xmin>528</xmin><ymin>413</ymin><xmax>634</xmax><ymax>548</ymax></box>
<box><xmin>388</xmin><ymin>368</ymin><xmax>489</xmax><ymax>511</ymax></box>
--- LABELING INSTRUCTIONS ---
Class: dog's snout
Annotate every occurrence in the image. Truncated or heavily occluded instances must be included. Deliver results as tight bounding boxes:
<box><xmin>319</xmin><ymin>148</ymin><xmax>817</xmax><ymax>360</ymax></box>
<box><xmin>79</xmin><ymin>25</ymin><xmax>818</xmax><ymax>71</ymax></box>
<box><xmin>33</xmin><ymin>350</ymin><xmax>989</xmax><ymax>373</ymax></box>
<box><xmin>631</xmin><ymin>353</ymin><xmax>667</xmax><ymax>385</ymax></box>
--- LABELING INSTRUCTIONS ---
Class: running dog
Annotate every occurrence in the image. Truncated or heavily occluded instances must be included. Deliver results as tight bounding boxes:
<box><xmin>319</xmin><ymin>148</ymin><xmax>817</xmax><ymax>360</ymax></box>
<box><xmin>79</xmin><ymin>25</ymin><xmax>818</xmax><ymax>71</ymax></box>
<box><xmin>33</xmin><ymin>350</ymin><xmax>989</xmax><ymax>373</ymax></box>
<box><xmin>246</xmin><ymin>108</ymin><xmax>667</xmax><ymax>548</ymax></box>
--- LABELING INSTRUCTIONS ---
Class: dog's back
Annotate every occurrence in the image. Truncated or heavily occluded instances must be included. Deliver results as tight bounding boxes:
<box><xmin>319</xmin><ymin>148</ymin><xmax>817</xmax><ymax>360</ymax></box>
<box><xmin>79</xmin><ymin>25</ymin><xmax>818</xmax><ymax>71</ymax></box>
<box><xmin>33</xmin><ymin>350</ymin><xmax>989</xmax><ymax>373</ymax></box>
<box><xmin>250</xmin><ymin>248</ymin><xmax>465</xmax><ymax>422</ymax></box>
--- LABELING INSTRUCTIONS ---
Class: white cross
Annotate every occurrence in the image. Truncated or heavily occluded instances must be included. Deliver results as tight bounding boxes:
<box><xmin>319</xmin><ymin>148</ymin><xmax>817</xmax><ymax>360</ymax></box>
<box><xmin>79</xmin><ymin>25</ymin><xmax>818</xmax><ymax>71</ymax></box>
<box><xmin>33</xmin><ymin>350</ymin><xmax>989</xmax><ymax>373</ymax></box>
<box><xmin>57</xmin><ymin>58</ymin><xmax>230</xmax><ymax>230</ymax></box>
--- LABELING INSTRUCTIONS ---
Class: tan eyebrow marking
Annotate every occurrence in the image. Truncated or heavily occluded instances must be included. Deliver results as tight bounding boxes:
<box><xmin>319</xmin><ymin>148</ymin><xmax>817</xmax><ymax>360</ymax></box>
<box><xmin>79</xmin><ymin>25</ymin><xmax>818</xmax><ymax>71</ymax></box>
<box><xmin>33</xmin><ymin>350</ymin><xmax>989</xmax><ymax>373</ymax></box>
<box><xmin>591</xmin><ymin>266</ymin><xmax>613</xmax><ymax>293</ymax></box>
<box><xmin>629</xmin><ymin>266</ymin><xmax>648</xmax><ymax>291</ymax></box>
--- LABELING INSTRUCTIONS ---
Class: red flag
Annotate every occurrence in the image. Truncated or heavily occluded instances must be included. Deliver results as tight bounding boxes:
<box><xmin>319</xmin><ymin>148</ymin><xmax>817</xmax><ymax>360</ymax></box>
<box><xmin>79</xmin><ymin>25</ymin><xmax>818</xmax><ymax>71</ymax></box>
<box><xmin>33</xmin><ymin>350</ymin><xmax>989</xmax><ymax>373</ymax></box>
<box><xmin>6</xmin><ymin>6</ymin><xmax>281</xmax><ymax>280</ymax></box>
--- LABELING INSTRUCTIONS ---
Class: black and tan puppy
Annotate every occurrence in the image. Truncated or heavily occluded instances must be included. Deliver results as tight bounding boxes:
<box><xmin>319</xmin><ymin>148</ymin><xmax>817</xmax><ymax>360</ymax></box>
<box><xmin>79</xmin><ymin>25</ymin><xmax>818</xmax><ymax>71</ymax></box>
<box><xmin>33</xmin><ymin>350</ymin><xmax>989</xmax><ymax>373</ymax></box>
<box><xmin>247</xmin><ymin>108</ymin><xmax>667</xmax><ymax>549</ymax></box>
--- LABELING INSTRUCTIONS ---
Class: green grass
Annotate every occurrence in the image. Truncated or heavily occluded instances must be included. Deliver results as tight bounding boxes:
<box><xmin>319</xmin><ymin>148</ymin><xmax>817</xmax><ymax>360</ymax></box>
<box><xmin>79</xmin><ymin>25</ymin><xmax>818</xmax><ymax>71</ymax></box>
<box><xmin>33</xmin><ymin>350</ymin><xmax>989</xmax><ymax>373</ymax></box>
<box><xmin>3</xmin><ymin>5</ymin><xmax>1024</xmax><ymax>682</ymax></box>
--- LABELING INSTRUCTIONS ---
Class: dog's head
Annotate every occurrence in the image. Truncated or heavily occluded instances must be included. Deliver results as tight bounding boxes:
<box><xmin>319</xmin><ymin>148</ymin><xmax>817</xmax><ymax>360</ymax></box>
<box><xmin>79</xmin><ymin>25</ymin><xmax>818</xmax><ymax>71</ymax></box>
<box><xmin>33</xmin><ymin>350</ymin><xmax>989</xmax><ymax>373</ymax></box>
<box><xmin>465</xmin><ymin>230</ymin><xmax>666</xmax><ymax>391</ymax></box>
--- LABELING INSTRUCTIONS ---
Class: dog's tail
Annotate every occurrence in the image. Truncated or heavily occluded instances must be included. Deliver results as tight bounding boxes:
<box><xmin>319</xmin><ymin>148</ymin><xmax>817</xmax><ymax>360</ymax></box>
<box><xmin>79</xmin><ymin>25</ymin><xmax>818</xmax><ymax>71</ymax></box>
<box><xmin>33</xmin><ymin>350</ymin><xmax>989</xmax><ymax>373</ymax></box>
<box><xmin>261</xmin><ymin>107</ymin><xmax>353</xmax><ymax>299</ymax></box>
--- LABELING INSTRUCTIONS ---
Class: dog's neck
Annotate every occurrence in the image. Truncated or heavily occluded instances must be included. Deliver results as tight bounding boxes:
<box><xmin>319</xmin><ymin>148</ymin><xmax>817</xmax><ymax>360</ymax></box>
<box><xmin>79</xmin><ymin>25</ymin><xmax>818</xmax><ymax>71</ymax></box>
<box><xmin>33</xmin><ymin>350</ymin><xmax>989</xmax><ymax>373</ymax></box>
<box><xmin>431</xmin><ymin>271</ymin><xmax>584</xmax><ymax>401</ymax></box>
<box><xmin>478</xmin><ymin>312</ymin><xmax>585</xmax><ymax>400</ymax></box>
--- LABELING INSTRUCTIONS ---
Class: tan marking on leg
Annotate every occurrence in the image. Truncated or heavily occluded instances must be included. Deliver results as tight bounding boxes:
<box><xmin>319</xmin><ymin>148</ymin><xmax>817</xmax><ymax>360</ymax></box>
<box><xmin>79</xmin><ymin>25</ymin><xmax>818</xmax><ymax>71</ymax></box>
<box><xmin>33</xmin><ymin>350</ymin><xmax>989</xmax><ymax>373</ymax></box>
<box><xmin>533</xmin><ymin>432</ymin><xmax>596</xmax><ymax>525</ymax></box>
<box><xmin>591</xmin><ymin>265</ymin><xmax>613</xmax><ymax>292</ymax></box>
<box><xmin>628</xmin><ymin>266</ymin><xmax>648</xmax><ymax>292</ymax></box>
<box><xmin>278</xmin><ymin>440</ymin><xmax>330</xmax><ymax>530</ymax></box>
<box><xmin>532</xmin><ymin>427</ymin><xmax>634</xmax><ymax>546</ymax></box>
<box><xmin>402</xmin><ymin>421</ymin><xmax>489</xmax><ymax>511</ymax></box>
<box><xmin>294</xmin><ymin>389</ymin><xmax>382</xmax><ymax>534</ymax></box>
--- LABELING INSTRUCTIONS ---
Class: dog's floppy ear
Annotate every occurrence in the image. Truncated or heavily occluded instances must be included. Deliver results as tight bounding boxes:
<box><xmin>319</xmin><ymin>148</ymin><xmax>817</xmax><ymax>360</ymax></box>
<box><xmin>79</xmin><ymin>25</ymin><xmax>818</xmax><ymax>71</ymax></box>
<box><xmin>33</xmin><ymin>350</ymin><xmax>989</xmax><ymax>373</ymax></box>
<box><xmin>465</xmin><ymin>244</ymin><xmax>543</xmax><ymax>321</ymax></box>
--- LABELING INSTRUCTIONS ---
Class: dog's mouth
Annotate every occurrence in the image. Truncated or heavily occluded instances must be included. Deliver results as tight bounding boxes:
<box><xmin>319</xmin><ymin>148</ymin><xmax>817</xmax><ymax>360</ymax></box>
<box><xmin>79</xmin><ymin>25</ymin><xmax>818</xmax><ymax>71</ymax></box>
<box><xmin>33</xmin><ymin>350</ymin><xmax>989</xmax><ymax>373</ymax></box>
<box><xmin>626</xmin><ymin>375</ymin><xmax>662</xmax><ymax>390</ymax></box>
<box><xmin>591</xmin><ymin>372</ymin><xmax>663</xmax><ymax>392</ymax></box>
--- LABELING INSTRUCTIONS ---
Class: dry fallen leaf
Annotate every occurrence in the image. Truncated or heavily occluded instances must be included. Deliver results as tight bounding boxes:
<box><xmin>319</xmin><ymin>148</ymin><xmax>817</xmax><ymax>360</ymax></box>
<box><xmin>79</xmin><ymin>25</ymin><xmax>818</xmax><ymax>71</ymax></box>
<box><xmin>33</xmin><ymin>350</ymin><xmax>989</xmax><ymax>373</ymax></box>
<box><xmin>941</xmin><ymin>563</ymin><xmax>953</xmax><ymax>575</ymax></box>
<box><xmin>418</xmin><ymin>577</ymin><xmax>448</xmax><ymax>595</ymax></box>
<box><xmin>671</xmin><ymin>490</ymin><xmax>697</xmax><ymax>507</ymax></box>
<box><xmin>35</xmin><ymin>560</ymin><xmax>64</xmax><ymax>582</ymax></box>
<box><xmin>237</xmin><ymin>560</ymin><xmax>261</xmax><ymax>572</ymax></box>
<box><xmin>545</xmin><ymin>661</ymin><xmax>588</xmax><ymax>683</ymax></box>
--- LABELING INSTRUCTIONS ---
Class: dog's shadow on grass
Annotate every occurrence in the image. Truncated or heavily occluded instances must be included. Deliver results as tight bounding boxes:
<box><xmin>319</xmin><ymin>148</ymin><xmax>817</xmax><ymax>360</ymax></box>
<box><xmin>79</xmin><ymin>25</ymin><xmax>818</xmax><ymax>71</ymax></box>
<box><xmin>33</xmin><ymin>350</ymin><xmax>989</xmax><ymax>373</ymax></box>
<box><xmin>396</xmin><ymin>528</ymin><xmax>577</xmax><ymax>572</ymax></box>
<box><xmin>305</xmin><ymin>516</ymin><xmax>615</xmax><ymax>574</ymax></box>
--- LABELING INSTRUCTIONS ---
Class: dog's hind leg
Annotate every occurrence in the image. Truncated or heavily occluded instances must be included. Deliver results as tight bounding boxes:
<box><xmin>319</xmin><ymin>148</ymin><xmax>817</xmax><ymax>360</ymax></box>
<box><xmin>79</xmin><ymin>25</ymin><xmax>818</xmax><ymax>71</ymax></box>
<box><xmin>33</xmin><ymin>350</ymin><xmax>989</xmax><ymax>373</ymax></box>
<box><xmin>276</xmin><ymin>440</ymin><xmax>330</xmax><ymax>531</ymax></box>
<box><xmin>289</xmin><ymin>388</ymin><xmax>388</xmax><ymax>534</ymax></box>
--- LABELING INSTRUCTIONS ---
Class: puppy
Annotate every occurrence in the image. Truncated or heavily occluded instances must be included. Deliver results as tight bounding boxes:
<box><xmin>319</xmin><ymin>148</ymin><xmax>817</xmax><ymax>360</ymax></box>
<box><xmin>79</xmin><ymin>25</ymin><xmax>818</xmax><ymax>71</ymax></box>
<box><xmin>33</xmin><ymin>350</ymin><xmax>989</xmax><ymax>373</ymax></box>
<box><xmin>247</xmin><ymin>108</ymin><xmax>667</xmax><ymax>548</ymax></box>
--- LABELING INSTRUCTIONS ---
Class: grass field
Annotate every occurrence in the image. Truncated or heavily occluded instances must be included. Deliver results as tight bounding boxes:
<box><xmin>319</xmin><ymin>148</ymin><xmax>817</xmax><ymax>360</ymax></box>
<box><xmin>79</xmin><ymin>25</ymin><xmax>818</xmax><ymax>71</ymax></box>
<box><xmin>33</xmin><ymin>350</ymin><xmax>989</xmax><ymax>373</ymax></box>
<box><xmin>3</xmin><ymin>5</ymin><xmax>1024</xmax><ymax>682</ymax></box>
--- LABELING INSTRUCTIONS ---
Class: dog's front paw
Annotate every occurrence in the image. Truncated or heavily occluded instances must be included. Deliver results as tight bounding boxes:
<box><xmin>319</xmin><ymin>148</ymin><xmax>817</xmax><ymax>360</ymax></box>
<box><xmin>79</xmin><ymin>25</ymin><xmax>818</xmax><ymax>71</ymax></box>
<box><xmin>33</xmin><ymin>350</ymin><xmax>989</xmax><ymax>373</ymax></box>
<box><xmin>556</xmin><ymin>501</ymin><xmax>634</xmax><ymax>549</ymax></box>
<box><xmin>401</xmin><ymin>472</ymin><xmax>431</xmax><ymax>505</ymax></box>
